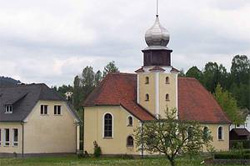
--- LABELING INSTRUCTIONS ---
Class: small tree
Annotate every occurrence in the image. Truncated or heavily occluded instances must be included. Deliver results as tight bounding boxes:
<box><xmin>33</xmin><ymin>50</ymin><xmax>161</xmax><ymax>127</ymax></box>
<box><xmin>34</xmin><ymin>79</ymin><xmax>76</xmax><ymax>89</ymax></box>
<box><xmin>214</xmin><ymin>84</ymin><xmax>243</xmax><ymax>124</ymax></box>
<box><xmin>134</xmin><ymin>109</ymin><xmax>212</xmax><ymax>166</ymax></box>
<box><xmin>103</xmin><ymin>61</ymin><xmax>119</xmax><ymax>77</ymax></box>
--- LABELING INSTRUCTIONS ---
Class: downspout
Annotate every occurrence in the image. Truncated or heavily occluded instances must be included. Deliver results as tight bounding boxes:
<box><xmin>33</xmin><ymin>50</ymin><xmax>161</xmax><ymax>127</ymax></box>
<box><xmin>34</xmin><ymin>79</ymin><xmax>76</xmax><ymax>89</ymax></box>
<box><xmin>21</xmin><ymin>122</ymin><xmax>24</xmax><ymax>157</ymax></box>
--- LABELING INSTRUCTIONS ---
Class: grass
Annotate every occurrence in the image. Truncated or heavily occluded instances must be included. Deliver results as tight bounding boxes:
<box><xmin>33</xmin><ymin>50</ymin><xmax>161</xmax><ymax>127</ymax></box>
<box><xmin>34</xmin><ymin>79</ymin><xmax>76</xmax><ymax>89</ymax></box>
<box><xmin>0</xmin><ymin>155</ymin><xmax>245</xmax><ymax>166</ymax></box>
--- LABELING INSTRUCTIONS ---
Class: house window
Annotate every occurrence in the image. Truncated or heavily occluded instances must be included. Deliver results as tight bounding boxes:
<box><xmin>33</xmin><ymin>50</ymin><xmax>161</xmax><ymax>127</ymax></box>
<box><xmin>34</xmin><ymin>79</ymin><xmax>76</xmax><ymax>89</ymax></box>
<box><xmin>145</xmin><ymin>94</ymin><xmax>149</xmax><ymax>101</ymax></box>
<box><xmin>127</xmin><ymin>136</ymin><xmax>134</xmax><ymax>147</ymax></box>
<box><xmin>5</xmin><ymin>105</ymin><xmax>13</xmax><ymax>114</ymax></box>
<box><xmin>54</xmin><ymin>105</ymin><xmax>61</xmax><ymax>115</ymax></box>
<box><xmin>218</xmin><ymin>126</ymin><xmax>223</xmax><ymax>140</ymax></box>
<box><xmin>165</xmin><ymin>94</ymin><xmax>169</xmax><ymax>101</ymax></box>
<box><xmin>13</xmin><ymin>129</ymin><xmax>18</xmax><ymax>146</ymax></box>
<box><xmin>104</xmin><ymin>113</ymin><xmax>113</xmax><ymax>138</ymax></box>
<box><xmin>165</xmin><ymin>77</ymin><xmax>169</xmax><ymax>84</ymax></box>
<box><xmin>0</xmin><ymin>129</ymin><xmax>1</xmax><ymax>146</ymax></box>
<box><xmin>128</xmin><ymin>116</ymin><xmax>133</xmax><ymax>126</ymax></box>
<box><xmin>203</xmin><ymin>127</ymin><xmax>209</xmax><ymax>140</ymax></box>
<box><xmin>145</xmin><ymin>77</ymin><xmax>149</xmax><ymax>84</ymax></box>
<box><xmin>40</xmin><ymin>105</ymin><xmax>48</xmax><ymax>115</ymax></box>
<box><xmin>4</xmin><ymin>129</ymin><xmax>10</xmax><ymax>146</ymax></box>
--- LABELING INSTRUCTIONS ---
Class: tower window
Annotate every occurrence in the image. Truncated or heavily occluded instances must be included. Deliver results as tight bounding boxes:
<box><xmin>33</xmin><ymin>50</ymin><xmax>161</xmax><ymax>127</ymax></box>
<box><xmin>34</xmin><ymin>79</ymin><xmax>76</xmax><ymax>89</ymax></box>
<box><xmin>165</xmin><ymin>77</ymin><xmax>170</xmax><ymax>84</ymax></box>
<box><xmin>145</xmin><ymin>94</ymin><xmax>149</xmax><ymax>101</ymax></box>
<box><xmin>104</xmin><ymin>113</ymin><xmax>113</xmax><ymax>138</ymax></box>
<box><xmin>128</xmin><ymin>116</ymin><xmax>133</xmax><ymax>126</ymax></box>
<box><xmin>165</xmin><ymin>94</ymin><xmax>169</xmax><ymax>101</ymax></box>
<box><xmin>145</xmin><ymin>77</ymin><xmax>149</xmax><ymax>84</ymax></box>
<box><xmin>127</xmin><ymin>136</ymin><xmax>134</xmax><ymax>147</ymax></box>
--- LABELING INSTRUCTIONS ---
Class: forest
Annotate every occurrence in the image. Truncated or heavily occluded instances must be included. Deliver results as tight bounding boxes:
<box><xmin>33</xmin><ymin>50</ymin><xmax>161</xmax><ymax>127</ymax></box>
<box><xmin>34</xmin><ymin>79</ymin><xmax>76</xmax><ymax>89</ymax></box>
<box><xmin>1</xmin><ymin>55</ymin><xmax>249</xmax><ymax>124</ymax></box>
<box><xmin>53</xmin><ymin>55</ymin><xmax>249</xmax><ymax>124</ymax></box>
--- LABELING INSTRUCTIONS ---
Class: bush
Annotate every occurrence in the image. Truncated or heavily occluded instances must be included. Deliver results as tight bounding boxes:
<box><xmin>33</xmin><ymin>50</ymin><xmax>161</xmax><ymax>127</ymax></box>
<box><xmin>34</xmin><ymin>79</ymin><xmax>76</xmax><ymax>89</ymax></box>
<box><xmin>231</xmin><ymin>140</ymin><xmax>250</xmax><ymax>149</ymax></box>
<box><xmin>93</xmin><ymin>141</ymin><xmax>102</xmax><ymax>158</ymax></box>
<box><xmin>214</xmin><ymin>151</ymin><xmax>250</xmax><ymax>159</ymax></box>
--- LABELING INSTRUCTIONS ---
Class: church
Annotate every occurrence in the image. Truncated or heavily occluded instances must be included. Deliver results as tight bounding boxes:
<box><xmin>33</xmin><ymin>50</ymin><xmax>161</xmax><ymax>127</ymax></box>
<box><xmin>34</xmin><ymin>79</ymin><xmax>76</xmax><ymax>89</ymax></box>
<box><xmin>83</xmin><ymin>14</ymin><xmax>231</xmax><ymax>155</ymax></box>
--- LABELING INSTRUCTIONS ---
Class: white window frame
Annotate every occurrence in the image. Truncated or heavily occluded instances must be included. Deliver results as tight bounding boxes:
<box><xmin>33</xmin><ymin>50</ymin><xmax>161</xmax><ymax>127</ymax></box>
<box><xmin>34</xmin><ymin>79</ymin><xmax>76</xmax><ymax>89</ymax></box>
<box><xmin>12</xmin><ymin>128</ymin><xmax>18</xmax><ymax>147</ymax></box>
<box><xmin>40</xmin><ymin>105</ymin><xmax>48</xmax><ymax>115</ymax></box>
<box><xmin>54</xmin><ymin>105</ymin><xmax>62</xmax><ymax>115</ymax></box>
<box><xmin>217</xmin><ymin>126</ymin><xmax>224</xmax><ymax>140</ymax></box>
<box><xmin>5</xmin><ymin>105</ymin><xmax>13</xmax><ymax>114</ymax></box>
<box><xmin>102</xmin><ymin>112</ymin><xmax>114</xmax><ymax>138</ymax></box>
<box><xmin>4</xmin><ymin>129</ymin><xmax>10</xmax><ymax>146</ymax></box>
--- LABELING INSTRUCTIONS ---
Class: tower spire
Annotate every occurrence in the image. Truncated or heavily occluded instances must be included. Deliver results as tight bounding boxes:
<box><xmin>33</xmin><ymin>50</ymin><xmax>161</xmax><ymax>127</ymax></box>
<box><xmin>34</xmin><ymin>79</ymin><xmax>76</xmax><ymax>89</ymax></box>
<box><xmin>156</xmin><ymin>0</ymin><xmax>159</xmax><ymax>17</ymax></box>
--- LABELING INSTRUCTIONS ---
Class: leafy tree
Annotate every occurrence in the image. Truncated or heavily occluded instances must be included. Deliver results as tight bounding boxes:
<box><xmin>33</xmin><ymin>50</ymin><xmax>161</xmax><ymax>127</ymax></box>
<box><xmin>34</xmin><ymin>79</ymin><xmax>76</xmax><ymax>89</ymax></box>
<box><xmin>94</xmin><ymin>70</ymin><xmax>102</xmax><ymax>86</ymax></box>
<box><xmin>178</xmin><ymin>69</ymin><xmax>185</xmax><ymax>77</ymax></box>
<box><xmin>214</xmin><ymin>84</ymin><xmax>243</xmax><ymax>124</ymax></box>
<box><xmin>134</xmin><ymin>109</ymin><xmax>212</xmax><ymax>166</ymax></box>
<box><xmin>230</xmin><ymin>55</ymin><xmax>250</xmax><ymax>85</ymax></box>
<box><xmin>103</xmin><ymin>61</ymin><xmax>119</xmax><ymax>77</ymax></box>
<box><xmin>230</xmin><ymin>83</ymin><xmax>250</xmax><ymax>110</ymax></box>
<box><xmin>186</xmin><ymin>66</ymin><xmax>202</xmax><ymax>82</ymax></box>
<box><xmin>73</xmin><ymin>76</ymin><xmax>83</xmax><ymax>111</ymax></box>
<box><xmin>202</xmin><ymin>62</ymin><xmax>228</xmax><ymax>92</ymax></box>
<box><xmin>81</xmin><ymin>66</ymin><xmax>95</xmax><ymax>101</ymax></box>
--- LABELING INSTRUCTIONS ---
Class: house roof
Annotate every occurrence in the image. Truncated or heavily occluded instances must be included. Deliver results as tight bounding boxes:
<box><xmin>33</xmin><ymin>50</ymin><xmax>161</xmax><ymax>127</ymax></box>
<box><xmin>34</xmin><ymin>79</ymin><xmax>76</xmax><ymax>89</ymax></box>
<box><xmin>0</xmin><ymin>84</ymin><xmax>81</xmax><ymax>122</ymax></box>
<box><xmin>83</xmin><ymin>73</ymin><xmax>155</xmax><ymax>121</ymax></box>
<box><xmin>231</xmin><ymin>128</ymin><xmax>250</xmax><ymax>136</ymax></box>
<box><xmin>83</xmin><ymin>73</ymin><xmax>231</xmax><ymax>124</ymax></box>
<box><xmin>178</xmin><ymin>77</ymin><xmax>231</xmax><ymax>124</ymax></box>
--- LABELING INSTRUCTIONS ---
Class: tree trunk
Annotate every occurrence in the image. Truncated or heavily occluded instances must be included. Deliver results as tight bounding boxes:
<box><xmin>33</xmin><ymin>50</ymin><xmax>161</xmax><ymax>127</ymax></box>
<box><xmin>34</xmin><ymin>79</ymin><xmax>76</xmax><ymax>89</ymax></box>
<box><xmin>169</xmin><ymin>159</ymin><xmax>176</xmax><ymax>166</ymax></box>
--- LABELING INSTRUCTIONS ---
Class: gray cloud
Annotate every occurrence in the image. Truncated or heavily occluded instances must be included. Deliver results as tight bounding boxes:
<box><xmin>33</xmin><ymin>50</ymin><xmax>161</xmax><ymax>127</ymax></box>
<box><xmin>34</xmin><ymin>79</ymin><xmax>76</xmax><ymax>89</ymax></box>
<box><xmin>0</xmin><ymin>0</ymin><xmax>249</xmax><ymax>86</ymax></box>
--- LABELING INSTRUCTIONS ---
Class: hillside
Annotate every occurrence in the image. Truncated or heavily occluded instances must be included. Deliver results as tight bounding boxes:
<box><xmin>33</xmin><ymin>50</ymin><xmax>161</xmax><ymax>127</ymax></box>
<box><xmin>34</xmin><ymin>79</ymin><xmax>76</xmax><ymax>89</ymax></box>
<box><xmin>0</xmin><ymin>76</ymin><xmax>21</xmax><ymax>86</ymax></box>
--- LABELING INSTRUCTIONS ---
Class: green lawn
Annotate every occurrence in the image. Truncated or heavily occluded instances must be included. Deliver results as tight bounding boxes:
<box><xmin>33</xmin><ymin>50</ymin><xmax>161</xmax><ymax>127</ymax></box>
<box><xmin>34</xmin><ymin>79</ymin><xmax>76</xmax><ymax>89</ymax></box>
<box><xmin>0</xmin><ymin>155</ymin><xmax>244</xmax><ymax>166</ymax></box>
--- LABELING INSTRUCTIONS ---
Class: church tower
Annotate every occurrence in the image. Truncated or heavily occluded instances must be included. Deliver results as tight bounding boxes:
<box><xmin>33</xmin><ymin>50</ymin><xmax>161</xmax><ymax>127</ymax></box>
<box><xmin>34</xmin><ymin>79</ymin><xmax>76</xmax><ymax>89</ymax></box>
<box><xmin>136</xmin><ymin>15</ymin><xmax>179</xmax><ymax>119</ymax></box>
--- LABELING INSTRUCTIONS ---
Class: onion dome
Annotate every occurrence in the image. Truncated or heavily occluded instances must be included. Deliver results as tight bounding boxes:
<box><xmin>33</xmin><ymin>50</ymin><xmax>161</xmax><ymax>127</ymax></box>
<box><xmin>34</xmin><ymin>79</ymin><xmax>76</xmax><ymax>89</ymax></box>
<box><xmin>145</xmin><ymin>15</ymin><xmax>170</xmax><ymax>48</ymax></box>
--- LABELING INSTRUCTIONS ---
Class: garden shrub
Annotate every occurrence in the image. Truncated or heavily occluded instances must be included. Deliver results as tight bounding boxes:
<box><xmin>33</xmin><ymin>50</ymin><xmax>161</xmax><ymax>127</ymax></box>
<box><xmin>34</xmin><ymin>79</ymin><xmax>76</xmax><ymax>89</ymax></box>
<box><xmin>93</xmin><ymin>141</ymin><xmax>102</xmax><ymax>158</ymax></box>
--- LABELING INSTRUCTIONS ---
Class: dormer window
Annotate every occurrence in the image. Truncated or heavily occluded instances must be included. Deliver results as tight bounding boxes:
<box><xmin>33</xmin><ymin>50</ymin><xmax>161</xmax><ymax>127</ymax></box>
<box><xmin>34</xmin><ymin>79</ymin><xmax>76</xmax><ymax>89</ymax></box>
<box><xmin>5</xmin><ymin>105</ymin><xmax>13</xmax><ymax>114</ymax></box>
<box><xmin>165</xmin><ymin>77</ymin><xmax>169</xmax><ymax>84</ymax></box>
<box><xmin>145</xmin><ymin>77</ymin><xmax>149</xmax><ymax>84</ymax></box>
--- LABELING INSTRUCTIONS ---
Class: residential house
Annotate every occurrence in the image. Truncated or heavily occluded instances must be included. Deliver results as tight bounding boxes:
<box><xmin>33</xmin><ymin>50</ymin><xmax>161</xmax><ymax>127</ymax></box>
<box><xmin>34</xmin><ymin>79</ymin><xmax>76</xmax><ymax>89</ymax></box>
<box><xmin>0</xmin><ymin>83</ymin><xmax>81</xmax><ymax>157</ymax></box>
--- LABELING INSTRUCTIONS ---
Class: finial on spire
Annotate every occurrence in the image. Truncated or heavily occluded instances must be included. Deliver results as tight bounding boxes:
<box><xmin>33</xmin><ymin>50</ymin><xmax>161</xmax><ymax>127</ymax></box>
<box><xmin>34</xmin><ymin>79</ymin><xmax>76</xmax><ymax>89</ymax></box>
<box><xmin>156</xmin><ymin>0</ymin><xmax>159</xmax><ymax>17</ymax></box>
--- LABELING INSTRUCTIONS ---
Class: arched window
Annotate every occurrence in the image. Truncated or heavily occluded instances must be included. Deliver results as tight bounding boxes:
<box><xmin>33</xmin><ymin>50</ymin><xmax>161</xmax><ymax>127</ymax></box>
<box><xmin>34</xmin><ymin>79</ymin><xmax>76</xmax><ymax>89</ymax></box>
<box><xmin>145</xmin><ymin>77</ymin><xmax>149</xmax><ymax>84</ymax></box>
<box><xmin>165</xmin><ymin>77</ymin><xmax>169</xmax><ymax>84</ymax></box>
<box><xmin>145</xmin><ymin>94</ymin><xmax>149</xmax><ymax>101</ymax></box>
<box><xmin>218</xmin><ymin>126</ymin><xmax>223</xmax><ymax>140</ymax></box>
<box><xmin>203</xmin><ymin>127</ymin><xmax>209</xmax><ymax>140</ymax></box>
<box><xmin>165</xmin><ymin>94</ymin><xmax>169</xmax><ymax>101</ymax></box>
<box><xmin>128</xmin><ymin>116</ymin><xmax>133</xmax><ymax>126</ymax></box>
<box><xmin>127</xmin><ymin>136</ymin><xmax>134</xmax><ymax>147</ymax></box>
<box><xmin>104</xmin><ymin>113</ymin><xmax>113</xmax><ymax>137</ymax></box>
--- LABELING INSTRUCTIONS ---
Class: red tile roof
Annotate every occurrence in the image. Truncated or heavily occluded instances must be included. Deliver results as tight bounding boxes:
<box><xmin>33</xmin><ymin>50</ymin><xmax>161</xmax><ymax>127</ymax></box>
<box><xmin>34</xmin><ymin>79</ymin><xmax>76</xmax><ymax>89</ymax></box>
<box><xmin>83</xmin><ymin>73</ymin><xmax>155</xmax><ymax>121</ymax></box>
<box><xmin>178</xmin><ymin>77</ymin><xmax>231</xmax><ymax>124</ymax></box>
<box><xmin>83</xmin><ymin>73</ymin><xmax>231</xmax><ymax>124</ymax></box>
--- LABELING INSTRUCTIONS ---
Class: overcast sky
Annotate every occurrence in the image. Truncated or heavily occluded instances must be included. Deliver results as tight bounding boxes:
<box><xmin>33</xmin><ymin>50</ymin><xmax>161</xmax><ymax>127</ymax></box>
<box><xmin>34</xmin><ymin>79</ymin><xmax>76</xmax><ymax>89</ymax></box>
<box><xmin>0</xmin><ymin>0</ymin><xmax>249</xmax><ymax>86</ymax></box>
